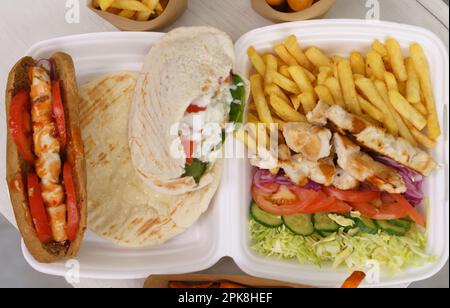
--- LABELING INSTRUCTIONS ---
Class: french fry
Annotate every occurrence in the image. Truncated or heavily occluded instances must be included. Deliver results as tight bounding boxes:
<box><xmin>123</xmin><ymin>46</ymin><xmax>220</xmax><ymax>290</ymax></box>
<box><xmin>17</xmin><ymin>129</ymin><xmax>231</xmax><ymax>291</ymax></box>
<box><xmin>272</xmin><ymin>71</ymin><xmax>300</xmax><ymax>94</ymax></box>
<box><xmin>406</xmin><ymin>122</ymin><xmax>437</xmax><ymax>149</ymax></box>
<box><xmin>250</xmin><ymin>74</ymin><xmax>273</xmax><ymax>125</ymax></box>
<box><xmin>136</xmin><ymin>11</ymin><xmax>151</xmax><ymax>21</ymax></box>
<box><xmin>373</xmin><ymin>79</ymin><xmax>390</xmax><ymax>103</ymax></box>
<box><xmin>372</xmin><ymin>40</ymin><xmax>388</xmax><ymax>58</ymax></box>
<box><xmin>247</xmin><ymin>113</ymin><xmax>259</xmax><ymax>124</ymax></box>
<box><xmin>288</xmin><ymin>66</ymin><xmax>315</xmax><ymax>98</ymax></box>
<box><xmin>331</xmin><ymin>55</ymin><xmax>345</xmax><ymax>64</ymax></box>
<box><xmin>317</xmin><ymin>66</ymin><xmax>332</xmax><ymax>85</ymax></box>
<box><xmin>305</xmin><ymin>47</ymin><xmax>333</xmax><ymax>69</ymax></box>
<box><xmin>299</xmin><ymin>92</ymin><xmax>317</xmax><ymax>114</ymax></box>
<box><xmin>405</xmin><ymin>57</ymin><xmax>421</xmax><ymax>104</ymax></box>
<box><xmin>355</xmin><ymin>78</ymin><xmax>398</xmax><ymax>135</ymax></box>
<box><xmin>155</xmin><ymin>2</ymin><xmax>163</xmax><ymax>14</ymax></box>
<box><xmin>365</xmin><ymin>62</ymin><xmax>373</xmax><ymax>78</ymax></box>
<box><xmin>290</xmin><ymin>95</ymin><xmax>302</xmax><ymax>111</ymax></box>
<box><xmin>136</xmin><ymin>0</ymin><xmax>159</xmax><ymax>21</ymax></box>
<box><xmin>398</xmin><ymin>80</ymin><xmax>407</xmax><ymax>97</ymax></box>
<box><xmin>410</xmin><ymin>43</ymin><xmax>441</xmax><ymax>139</ymax></box>
<box><xmin>366</xmin><ymin>50</ymin><xmax>386</xmax><ymax>81</ymax></box>
<box><xmin>384</xmin><ymin>72</ymin><xmax>398</xmax><ymax>91</ymax></box>
<box><xmin>264</xmin><ymin>54</ymin><xmax>278</xmax><ymax>86</ymax></box>
<box><xmin>303</xmin><ymin>67</ymin><xmax>317</xmax><ymax>83</ymax></box>
<box><xmin>118</xmin><ymin>9</ymin><xmax>135</xmax><ymax>18</ymax></box>
<box><xmin>375</xmin><ymin>80</ymin><xmax>414</xmax><ymax>142</ymax></box>
<box><xmin>111</xmin><ymin>0</ymin><xmax>152</xmax><ymax>12</ymax></box>
<box><xmin>386</xmin><ymin>38</ymin><xmax>408</xmax><ymax>82</ymax></box>
<box><xmin>247</xmin><ymin>46</ymin><xmax>266</xmax><ymax>76</ymax></box>
<box><xmin>270</xmin><ymin>94</ymin><xmax>306</xmax><ymax>122</ymax></box>
<box><xmin>283</xmin><ymin>35</ymin><xmax>314</xmax><ymax>71</ymax></box>
<box><xmin>97</xmin><ymin>0</ymin><xmax>115</xmax><ymax>10</ymax></box>
<box><xmin>324</xmin><ymin>77</ymin><xmax>345</xmax><ymax>108</ymax></box>
<box><xmin>315</xmin><ymin>85</ymin><xmax>335</xmax><ymax>105</ymax></box>
<box><xmin>338</xmin><ymin>60</ymin><xmax>362</xmax><ymax>115</ymax></box>
<box><xmin>274</xmin><ymin>44</ymin><xmax>298</xmax><ymax>66</ymax></box>
<box><xmin>358</xmin><ymin>95</ymin><xmax>384</xmax><ymax>123</ymax></box>
<box><xmin>265</xmin><ymin>83</ymin><xmax>290</xmax><ymax>104</ymax></box>
<box><xmin>388</xmin><ymin>90</ymin><xmax>427</xmax><ymax>131</ymax></box>
<box><xmin>353</xmin><ymin>74</ymin><xmax>365</xmax><ymax>80</ymax></box>
<box><xmin>372</xmin><ymin>79</ymin><xmax>416</xmax><ymax>144</ymax></box>
<box><xmin>350</xmin><ymin>51</ymin><xmax>366</xmax><ymax>76</ymax></box>
<box><xmin>413</xmin><ymin>101</ymin><xmax>428</xmax><ymax>116</ymax></box>
<box><xmin>279</xmin><ymin>65</ymin><xmax>291</xmax><ymax>79</ymax></box>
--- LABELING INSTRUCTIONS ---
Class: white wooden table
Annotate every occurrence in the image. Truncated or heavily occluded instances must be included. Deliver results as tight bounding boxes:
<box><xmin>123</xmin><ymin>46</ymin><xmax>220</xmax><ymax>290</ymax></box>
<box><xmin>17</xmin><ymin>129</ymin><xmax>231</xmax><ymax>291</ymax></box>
<box><xmin>1</xmin><ymin>0</ymin><xmax>448</xmax><ymax>288</ymax></box>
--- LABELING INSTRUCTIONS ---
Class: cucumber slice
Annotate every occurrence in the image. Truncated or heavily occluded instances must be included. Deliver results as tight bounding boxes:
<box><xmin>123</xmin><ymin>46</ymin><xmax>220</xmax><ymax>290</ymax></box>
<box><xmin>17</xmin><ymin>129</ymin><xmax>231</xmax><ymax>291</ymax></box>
<box><xmin>250</xmin><ymin>202</ymin><xmax>283</xmax><ymax>228</ymax></box>
<box><xmin>318</xmin><ymin>230</ymin><xmax>336</xmax><ymax>238</ymax></box>
<box><xmin>313</xmin><ymin>213</ymin><xmax>339</xmax><ymax>232</ymax></box>
<box><xmin>354</xmin><ymin>217</ymin><xmax>379</xmax><ymax>235</ymax></box>
<box><xmin>376</xmin><ymin>220</ymin><xmax>408</xmax><ymax>236</ymax></box>
<box><xmin>283</xmin><ymin>214</ymin><xmax>314</xmax><ymax>236</ymax></box>
<box><xmin>390</xmin><ymin>219</ymin><xmax>412</xmax><ymax>230</ymax></box>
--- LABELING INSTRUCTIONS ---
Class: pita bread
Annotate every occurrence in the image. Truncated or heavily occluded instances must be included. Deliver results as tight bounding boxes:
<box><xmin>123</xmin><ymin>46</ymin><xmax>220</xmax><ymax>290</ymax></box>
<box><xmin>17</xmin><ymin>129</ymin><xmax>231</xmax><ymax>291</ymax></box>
<box><xmin>129</xmin><ymin>27</ymin><xmax>234</xmax><ymax>195</ymax></box>
<box><xmin>79</xmin><ymin>72</ymin><xmax>223</xmax><ymax>247</ymax></box>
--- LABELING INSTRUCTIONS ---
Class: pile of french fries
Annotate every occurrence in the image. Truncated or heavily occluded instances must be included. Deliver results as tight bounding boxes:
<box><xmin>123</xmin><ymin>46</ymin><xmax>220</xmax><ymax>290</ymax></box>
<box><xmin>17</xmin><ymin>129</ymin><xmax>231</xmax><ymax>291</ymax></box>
<box><xmin>93</xmin><ymin>0</ymin><xmax>165</xmax><ymax>21</ymax></box>
<box><xmin>245</xmin><ymin>35</ymin><xmax>441</xmax><ymax>150</ymax></box>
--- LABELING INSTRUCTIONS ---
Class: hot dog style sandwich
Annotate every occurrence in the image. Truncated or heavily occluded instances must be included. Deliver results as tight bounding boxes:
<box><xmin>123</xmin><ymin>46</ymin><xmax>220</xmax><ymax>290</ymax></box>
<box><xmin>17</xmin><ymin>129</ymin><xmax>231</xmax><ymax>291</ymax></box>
<box><xmin>5</xmin><ymin>53</ymin><xmax>86</xmax><ymax>263</ymax></box>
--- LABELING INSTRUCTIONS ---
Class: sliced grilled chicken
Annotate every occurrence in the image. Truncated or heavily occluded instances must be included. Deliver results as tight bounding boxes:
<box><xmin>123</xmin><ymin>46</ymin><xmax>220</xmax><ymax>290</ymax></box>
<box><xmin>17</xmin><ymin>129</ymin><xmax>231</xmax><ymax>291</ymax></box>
<box><xmin>283</xmin><ymin>122</ymin><xmax>332</xmax><ymax>162</ymax></box>
<box><xmin>334</xmin><ymin>133</ymin><xmax>406</xmax><ymax>194</ymax></box>
<box><xmin>332</xmin><ymin>167</ymin><xmax>360</xmax><ymax>190</ymax></box>
<box><xmin>278</xmin><ymin>144</ymin><xmax>335</xmax><ymax>186</ymax></box>
<box><xmin>309</xmin><ymin>103</ymin><xmax>437</xmax><ymax>176</ymax></box>
<box><xmin>29</xmin><ymin>66</ymin><xmax>67</xmax><ymax>242</ymax></box>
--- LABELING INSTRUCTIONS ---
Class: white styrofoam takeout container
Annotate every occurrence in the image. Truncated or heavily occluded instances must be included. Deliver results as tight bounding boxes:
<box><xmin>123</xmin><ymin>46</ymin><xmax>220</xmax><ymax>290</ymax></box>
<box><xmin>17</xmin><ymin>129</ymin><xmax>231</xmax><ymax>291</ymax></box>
<box><xmin>12</xmin><ymin>20</ymin><xmax>449</xmax><ymax>287</ymax></box>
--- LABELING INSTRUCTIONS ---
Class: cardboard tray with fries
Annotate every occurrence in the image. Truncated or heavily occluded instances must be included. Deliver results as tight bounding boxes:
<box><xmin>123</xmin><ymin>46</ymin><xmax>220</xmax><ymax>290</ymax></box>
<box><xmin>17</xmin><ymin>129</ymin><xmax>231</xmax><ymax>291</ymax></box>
<box><xmin>10</xmin><ymin>20</ymin><xmax>448</xmax><ymax>288</ymax></box>
<box><xmin>87</xmin><ymin>0</ymin><xmax>187</xmax><ymax>31</ymax></box>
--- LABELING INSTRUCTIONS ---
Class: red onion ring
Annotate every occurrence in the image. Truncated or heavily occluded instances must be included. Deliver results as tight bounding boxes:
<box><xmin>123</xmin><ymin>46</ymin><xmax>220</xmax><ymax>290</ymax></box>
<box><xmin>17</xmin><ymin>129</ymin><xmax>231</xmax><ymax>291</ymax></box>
<box><xmin>36</xmin><ymin>58</ymin><xmax>55</xmax><ymax>81</ymax></box>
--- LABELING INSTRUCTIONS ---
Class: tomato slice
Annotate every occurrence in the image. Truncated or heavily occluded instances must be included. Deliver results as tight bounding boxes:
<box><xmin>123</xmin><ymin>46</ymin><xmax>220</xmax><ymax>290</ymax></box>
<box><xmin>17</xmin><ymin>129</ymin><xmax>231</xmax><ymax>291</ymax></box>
<box><xmin>350</xmin><ymin>202</ymin><xmax>380</xmax><ymax>219</ymax></box>
<box><xmin>52</xmin><ymin>80</ymin><xmax>67</xmax><ymax>147</ymax></box>
<box><xmin>252</xmin><ymin>185</ymin><xmax>320</xmax><ymax>216</ymax></box>
<box><xmin>327</xmin><ymin>201</ymin><xmax>353</xmax><ymax>214</ymax></box>
<box><xmin>27</xmin><ymin>173</ymin><xmax>53</xmax><ymax>243</ymax></box>
<box><xmin>392</xmin><ymin>194</ymin><xmax>426</xmax><ymax>228</ymax></box>
<box><xmin>63</xmin><ymin>163</ymin><xmax>79</xmax><ymax>242</ymax></box>
<box><xmin>350</xmin><ymin>194</ymin><xmax>425</xmax><ymax>227</ymax></box>
<box><xmin>300</xmin><ymin>191</ymin><xmax>338</xmax><ymax>214</ymax></box>
<box><xmin>9</xmin><ymin>90</ymin><xmax>35</xmax><ymax>164</ymax></box>
<box><xmin>324</xmin><ymin>187</ymin><xmax>380</xmax><ymax>203</ymax></box>
<box><xmin>186</xmin><ymin>104</ymin><xmax>207</xmax><ymax>113</ymax></box>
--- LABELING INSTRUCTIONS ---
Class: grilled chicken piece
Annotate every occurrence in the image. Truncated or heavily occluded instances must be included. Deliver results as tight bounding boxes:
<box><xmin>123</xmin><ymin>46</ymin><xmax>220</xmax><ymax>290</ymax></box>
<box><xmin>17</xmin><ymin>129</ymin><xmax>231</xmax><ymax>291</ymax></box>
<box><xmin>306</xmin><ymin>101</ymin><xmax>329</xmax><ymax>126</ymax></box>
<box><xmin>278</xmin><ymin>144</ymin><xmax>335</xmax><ymax>186</ymax></box>
<box><xmin>334</xmin><ymin>134</ymin><xmax>406</xmax><ymax>194</ymax></box>
<box><xmin>309</xmin><ymin>103</ymin><xmax>437</xmax><ymax>176</ymax></box>
<box><xmin>29</xmin><ymin>66</ymin><xmax>67</xmax><ymax>242</ymax></box>
<box><xmin>332</xmin><ymin>168</ymin><xmax>360</xmax><ymax>190</ymax></box>
<box><xmin>283</xmin><ymin>122</ymin><xmax>332</xmax><ymax>161</ymax></box>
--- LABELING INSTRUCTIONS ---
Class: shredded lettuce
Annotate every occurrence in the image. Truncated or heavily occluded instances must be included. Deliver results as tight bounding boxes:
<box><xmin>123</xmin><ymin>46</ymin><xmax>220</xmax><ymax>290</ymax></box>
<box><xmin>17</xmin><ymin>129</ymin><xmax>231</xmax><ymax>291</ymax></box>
<box><xmin>249</xmin><ymin>219</ymin><xmax>434</xmax><ymax>274</ymax></box>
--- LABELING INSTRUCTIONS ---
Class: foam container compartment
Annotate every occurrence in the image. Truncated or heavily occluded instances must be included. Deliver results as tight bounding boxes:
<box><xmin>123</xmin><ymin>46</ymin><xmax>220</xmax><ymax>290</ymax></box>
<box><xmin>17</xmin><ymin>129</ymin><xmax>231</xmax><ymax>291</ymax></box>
<box><xmin>15</xmin><ymin>20</ymin><xmax>449</xmax><ymax>287</ymax></box>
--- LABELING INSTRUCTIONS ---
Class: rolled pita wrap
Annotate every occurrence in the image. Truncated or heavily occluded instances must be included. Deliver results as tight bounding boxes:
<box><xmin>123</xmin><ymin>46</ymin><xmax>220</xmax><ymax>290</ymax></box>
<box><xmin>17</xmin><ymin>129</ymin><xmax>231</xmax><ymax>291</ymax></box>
<box><xmin>129</xmin><ymin>27</ymin><xmax>248</xmax><ymax>195</ymax></box>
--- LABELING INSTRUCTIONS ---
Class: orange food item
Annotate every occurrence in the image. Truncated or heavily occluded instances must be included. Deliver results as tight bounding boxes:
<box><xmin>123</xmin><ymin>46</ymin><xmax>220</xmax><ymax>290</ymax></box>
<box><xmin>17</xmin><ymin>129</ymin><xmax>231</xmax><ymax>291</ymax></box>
<box><xmin>266</xmin><ymin>0</ymin><xmax>285</xmax><ymax>6</ymax></box>
<box><xmin>341</xmin><ymin>271</ymin><xmax>366</xmax><ymax>288</ymax></box>
<box><xmin>287</xmin><ymin>0</ymin><xmax>313</xmax><ymax>11</ymax></box>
